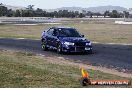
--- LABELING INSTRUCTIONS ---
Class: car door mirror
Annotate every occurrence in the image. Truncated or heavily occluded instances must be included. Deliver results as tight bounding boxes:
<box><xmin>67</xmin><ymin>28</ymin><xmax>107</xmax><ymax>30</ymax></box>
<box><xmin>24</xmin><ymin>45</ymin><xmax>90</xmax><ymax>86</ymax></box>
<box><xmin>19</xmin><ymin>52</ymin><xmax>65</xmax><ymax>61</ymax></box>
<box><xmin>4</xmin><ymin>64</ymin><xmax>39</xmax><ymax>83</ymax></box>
<box><xmin>81</xmin><ymin>35</ymin><xmax>84</xmax><ymax>37</ymax></box>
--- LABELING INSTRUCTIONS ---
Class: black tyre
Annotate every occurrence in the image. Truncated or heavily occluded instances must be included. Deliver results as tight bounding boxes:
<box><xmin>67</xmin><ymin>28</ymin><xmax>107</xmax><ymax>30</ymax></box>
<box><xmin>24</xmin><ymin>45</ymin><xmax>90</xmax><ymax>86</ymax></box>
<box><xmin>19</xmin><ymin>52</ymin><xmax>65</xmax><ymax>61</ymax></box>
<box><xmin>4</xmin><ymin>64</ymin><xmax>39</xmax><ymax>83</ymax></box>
<box><xmin>57</xmin><ymin>43</ymin><xmax>63</xmax><ymax>54</ymax></box>
<box><xmin>81</xmin><ymin>78</ymin><xmax>91</xmax><ymax>86</ymax></box>
<box><xmin>87</xmin><ymin>49</ymin><xmax>93</xmax><ymax>54</ymax></box>
<box><xmin>41</xmin><ymin>39</ymin><xmax>48</xmax><ymax>51</ymax></box>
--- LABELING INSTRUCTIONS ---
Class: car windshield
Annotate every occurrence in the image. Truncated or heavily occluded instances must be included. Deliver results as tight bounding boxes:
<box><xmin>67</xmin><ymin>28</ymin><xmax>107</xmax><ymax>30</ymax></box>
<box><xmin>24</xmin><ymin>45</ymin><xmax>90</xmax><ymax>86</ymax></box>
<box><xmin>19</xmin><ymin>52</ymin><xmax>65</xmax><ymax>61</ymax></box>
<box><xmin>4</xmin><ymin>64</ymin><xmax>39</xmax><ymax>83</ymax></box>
<box><xmin>58</xmin><ymin>28</ymin><xmax>81</xmax><ymax>37</ymax></box>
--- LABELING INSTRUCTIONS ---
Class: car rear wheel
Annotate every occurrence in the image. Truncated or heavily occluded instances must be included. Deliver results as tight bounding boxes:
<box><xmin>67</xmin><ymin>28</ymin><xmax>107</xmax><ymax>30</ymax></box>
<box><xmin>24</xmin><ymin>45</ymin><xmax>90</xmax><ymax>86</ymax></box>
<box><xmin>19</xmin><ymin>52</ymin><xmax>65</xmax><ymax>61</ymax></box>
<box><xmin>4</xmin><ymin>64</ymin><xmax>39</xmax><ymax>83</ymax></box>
<box><xmin>57</xmin><ymin>44</ymin><xmax>63</xmax><ymax>54</ymax></box>
<box><xmin>42</xmin><ymin>40</ymin><xmax>48</xmax><ymax>51</ymax></box>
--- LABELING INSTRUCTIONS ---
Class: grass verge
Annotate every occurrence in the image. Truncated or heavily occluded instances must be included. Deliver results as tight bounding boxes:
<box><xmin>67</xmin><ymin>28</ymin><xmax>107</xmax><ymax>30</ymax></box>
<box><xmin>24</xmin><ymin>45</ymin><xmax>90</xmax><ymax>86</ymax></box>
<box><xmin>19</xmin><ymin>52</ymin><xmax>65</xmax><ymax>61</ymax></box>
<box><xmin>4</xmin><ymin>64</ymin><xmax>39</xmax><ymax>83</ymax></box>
<box><xmin>0</xmin><ymin>19</ymin><xmax>132</xmax><ymax>44</ymax></box>
<box><xmin>0</xmin><ymin>49</ymin><xmax>131</xmax><ymax>88</ymax></box>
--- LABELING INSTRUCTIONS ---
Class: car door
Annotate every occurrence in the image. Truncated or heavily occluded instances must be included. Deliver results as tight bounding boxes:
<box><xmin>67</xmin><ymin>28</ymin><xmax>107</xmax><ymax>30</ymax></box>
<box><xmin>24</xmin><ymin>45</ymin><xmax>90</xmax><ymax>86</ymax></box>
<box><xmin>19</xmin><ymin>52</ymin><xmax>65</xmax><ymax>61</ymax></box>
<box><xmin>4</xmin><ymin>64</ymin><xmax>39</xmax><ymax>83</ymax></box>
<box><xmin>46</xmin><ymin>28</ymin><xmax>54</xmax><ymax>46</ymax></box>
<box><xmin>51</xmin><ymin>29</ymin><xmax>59</xmax><ymax>48</ymax></box>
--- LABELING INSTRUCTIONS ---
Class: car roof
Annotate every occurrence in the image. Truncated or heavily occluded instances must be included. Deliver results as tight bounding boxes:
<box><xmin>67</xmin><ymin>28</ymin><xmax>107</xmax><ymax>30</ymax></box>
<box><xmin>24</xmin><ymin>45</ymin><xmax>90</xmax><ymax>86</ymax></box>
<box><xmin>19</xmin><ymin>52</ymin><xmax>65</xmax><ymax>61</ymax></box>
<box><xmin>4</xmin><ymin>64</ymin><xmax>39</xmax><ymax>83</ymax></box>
<box><xmin>51</xmin><ymin>26</ymin><xmax>74</xmax><ymax>29</ymax></box>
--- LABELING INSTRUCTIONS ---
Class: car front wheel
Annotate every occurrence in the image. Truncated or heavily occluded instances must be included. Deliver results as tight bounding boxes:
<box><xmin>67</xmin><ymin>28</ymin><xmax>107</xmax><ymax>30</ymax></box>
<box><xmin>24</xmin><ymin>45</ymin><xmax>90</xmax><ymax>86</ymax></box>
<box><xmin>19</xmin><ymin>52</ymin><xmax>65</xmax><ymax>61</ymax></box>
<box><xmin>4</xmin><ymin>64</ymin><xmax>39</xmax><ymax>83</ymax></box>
<box><xmin>87</xmin><ymin>49</ymin><xmax>93</xmax><ymax>54</ymax></box>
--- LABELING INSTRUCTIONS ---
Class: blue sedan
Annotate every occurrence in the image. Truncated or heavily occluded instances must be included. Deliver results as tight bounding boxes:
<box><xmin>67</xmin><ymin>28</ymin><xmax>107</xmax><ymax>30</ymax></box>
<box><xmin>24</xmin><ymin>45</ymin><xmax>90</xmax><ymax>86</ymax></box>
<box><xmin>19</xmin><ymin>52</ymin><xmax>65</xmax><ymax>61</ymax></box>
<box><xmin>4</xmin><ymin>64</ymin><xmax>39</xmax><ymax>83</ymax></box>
<box><xmin>41</xmin><ymin>27</ymin><xmax>92</xmax><ymax>54</ymax></box>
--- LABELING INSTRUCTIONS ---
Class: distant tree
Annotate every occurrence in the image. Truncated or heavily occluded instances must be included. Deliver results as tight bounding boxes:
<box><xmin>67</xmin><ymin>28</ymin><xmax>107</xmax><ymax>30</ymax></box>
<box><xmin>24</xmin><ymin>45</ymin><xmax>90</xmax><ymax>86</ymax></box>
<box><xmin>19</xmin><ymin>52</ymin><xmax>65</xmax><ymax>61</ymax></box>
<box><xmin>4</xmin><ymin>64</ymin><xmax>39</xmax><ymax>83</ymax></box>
<box><xmin>74</xmin><ymin>11</ymin><xmax>79</xmax><ymax>17</ymax></box>
<box><xmin>90</xmin><ymin>13</ymin><xmax>93</xmax><ymax>18</ymax></box>
<box><xmin>42</xmin><ymin>11</ymin><xmax>47</xmax><ymax>17</ymax></box>
<box><xmin>35</xmin><ymin>8</ymin><xmax>44</xmax><ymax>17</ymax></box>
<box><xmin>123</xmin><ymin>11</ymin><xmax>129</xmax><ymax>18</ymax></box>
<box><xmin>86</xmin><ymin>11</ymin><xmax>91</xmax><ymax>16</ymax></box>
<box><xmin>53</xmin><ymin>11</ymin><xmax>58</xmax><ymax>18</ymax></box>
<box><xmin>58</xmin><ymin>10</ymin><xmax>63</xmax><ymax>17</ymax></box>
<box><xmin>24</xmin><ymin>5</ymin><xmax>35</xmax><ymax>17</ymax></box>
<box><xmin>69</xmin><ymin>11</ymin><xmax>76</xmax><ymax>18</ymax></box>
<box><xmin>110</xmin><ymin>10</ymin><xmax>120</xmax><ymax>18</ymax></box>
<box><xmin>21</xmin><ymin>10</ymin><xmax>27</xmax><ymax>17</ymax></box>
<box><xmin>62</xmin><ymin>10</ymin><xmax>69</xmax><ymax>17</ymax></box>
<box><xmin>14</xmin><ymin>10</ymin><xmax>21</xmax><ymax>17</ymax></box>
<box><xmin>104</xmin><ymin>11</ymin><xmax>110</xmax><ymax>17</ymax></box>
<box><xmin>79</xmin><ymin>13</ymin><xmax>85</xmax><ymax>18</ymax></box>
<box><xmin>0</xmin><ymin>5</ymin><xmax>8</xmax><ymax>16</ymax></box>
<box><xmin>0</xmin><ymin>3</ymin><xmax>130</xmax><ymax>18</ymax></box>
<box><xmin>86</xmin><ymin>11</ymin><xmax>93</xmax><ymax>18</ymax></box>
<box><xmin>0</xmin><ymin>3</ymin><xmax>3</xmax><ymax>5</ymax></box>
<box><xmin>26</xmin><ymin>10</ymin><xmax>34</xmax><ymax>17</ymax></box>
<box><xmin>129</xmin><ymin>14</ymin><xmax>132</xmax><ymax>18</ymax></box>
<box><xmin>94</xmin><ymin>12</ymin><xmax>101</xmax><ymax>17</ymax></box>
<box><xmin>82</xmin><ymin>10</ymin><xmax>86</xmax><ymax>15</ymax></box>
<box><xmin>26</xmin><ymin>5</ymin><xmax>34</xmax><ymax>10</ymax></box>
<box><xmin>49</xmin><ymin>12</ymin><xmax>54</xmax><ymax>17</ymax></box>
<box><xmin>7</xmin><ymin>9</ymin><xmax>14</xmax><ymax>17</ymax></box>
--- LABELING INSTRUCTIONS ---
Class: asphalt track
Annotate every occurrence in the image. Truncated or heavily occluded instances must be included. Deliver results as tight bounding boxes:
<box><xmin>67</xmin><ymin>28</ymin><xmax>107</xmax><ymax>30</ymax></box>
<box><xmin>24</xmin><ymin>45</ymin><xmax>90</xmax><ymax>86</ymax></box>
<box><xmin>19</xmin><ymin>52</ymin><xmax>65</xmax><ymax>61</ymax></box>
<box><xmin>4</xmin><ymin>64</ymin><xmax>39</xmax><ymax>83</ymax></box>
<box><xmin>0</xmin><ymin>38</ymin><xmax>132</xmax><ymax>73</ymax></box>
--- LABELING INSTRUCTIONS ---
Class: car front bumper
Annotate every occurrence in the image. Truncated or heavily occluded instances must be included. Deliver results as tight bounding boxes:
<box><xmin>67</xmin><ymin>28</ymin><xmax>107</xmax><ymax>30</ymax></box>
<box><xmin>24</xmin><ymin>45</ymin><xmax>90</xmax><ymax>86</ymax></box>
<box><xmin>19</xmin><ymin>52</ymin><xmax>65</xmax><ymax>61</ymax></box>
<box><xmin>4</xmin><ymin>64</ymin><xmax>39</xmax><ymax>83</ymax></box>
<box><xmin>62</xmin><ymin>45</ymin><xmax>92</xmax><ymax>53</ymax></box>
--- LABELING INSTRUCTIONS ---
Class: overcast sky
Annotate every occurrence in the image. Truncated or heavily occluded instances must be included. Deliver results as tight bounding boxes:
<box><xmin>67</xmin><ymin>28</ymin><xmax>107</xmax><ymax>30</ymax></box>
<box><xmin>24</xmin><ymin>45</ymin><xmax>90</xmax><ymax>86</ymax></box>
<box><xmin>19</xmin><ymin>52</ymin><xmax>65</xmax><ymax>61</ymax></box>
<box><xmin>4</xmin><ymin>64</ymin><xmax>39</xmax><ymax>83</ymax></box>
<box><xmin>1</xmin><ymin>0</ymin><xmax>132</xmax><ymax>9</ymax></box>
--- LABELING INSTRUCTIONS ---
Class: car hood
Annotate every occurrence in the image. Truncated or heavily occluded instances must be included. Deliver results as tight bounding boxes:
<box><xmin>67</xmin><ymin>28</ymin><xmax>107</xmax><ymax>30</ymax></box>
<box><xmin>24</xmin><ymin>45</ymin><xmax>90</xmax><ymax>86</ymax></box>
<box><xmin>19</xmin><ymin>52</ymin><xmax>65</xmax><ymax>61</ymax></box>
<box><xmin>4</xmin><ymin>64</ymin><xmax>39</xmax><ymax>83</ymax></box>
<box><xmin>58</xmin><ymin>37</ymin><xmax>90</xmax><ymax>43</ymax></box>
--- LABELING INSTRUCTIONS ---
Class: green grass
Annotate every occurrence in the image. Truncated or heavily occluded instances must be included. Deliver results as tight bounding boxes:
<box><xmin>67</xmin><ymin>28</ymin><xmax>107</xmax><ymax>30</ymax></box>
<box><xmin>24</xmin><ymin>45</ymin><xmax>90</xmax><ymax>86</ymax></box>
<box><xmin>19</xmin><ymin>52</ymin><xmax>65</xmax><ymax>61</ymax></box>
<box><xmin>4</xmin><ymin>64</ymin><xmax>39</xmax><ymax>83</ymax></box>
<box><xmin>0</xmin><ymin>50</ymin><xmax>131</xmax><ymax>88</ymax></box>
<box><xmin>0</xmin><ymin>19</ymin><xmax>132</xmax><ymax>44</ymax></box>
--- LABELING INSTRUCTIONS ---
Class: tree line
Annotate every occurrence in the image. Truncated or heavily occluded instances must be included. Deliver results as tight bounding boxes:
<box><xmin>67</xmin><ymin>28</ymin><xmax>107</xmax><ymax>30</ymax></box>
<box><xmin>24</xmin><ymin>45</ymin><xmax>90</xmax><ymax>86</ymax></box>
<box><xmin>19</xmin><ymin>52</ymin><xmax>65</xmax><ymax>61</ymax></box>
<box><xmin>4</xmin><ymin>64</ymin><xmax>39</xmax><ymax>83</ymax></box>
<box><xmin>0</xmin><ymin>4</ymin><xmax>131</xmax><ymax>18</ymax></box>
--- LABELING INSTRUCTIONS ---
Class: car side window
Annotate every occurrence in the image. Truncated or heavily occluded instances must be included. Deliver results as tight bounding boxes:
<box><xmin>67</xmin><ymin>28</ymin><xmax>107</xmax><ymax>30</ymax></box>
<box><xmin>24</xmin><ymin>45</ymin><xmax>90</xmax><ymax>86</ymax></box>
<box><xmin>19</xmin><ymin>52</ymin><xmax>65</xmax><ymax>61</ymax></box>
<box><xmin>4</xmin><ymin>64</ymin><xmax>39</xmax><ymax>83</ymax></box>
<box><xmin>53</xmin><ymin>29</ymin><xmax>59</xmax><ymax>36</ymax></box>
<box><xmin>47</xmin><ymin>28</ymin><xmax>54</xmax><ymax>35</ymax></box>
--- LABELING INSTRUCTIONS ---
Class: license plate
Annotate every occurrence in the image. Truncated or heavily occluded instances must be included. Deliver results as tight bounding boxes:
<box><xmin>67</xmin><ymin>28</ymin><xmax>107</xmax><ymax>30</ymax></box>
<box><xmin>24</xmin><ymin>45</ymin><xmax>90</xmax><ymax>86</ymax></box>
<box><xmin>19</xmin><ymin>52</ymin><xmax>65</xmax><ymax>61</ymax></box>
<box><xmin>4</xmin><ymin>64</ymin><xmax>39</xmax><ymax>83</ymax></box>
<box><xmin>85</xmin><ymin>47</ymin><xmax>90</xmax><ymax>50</ymax></box>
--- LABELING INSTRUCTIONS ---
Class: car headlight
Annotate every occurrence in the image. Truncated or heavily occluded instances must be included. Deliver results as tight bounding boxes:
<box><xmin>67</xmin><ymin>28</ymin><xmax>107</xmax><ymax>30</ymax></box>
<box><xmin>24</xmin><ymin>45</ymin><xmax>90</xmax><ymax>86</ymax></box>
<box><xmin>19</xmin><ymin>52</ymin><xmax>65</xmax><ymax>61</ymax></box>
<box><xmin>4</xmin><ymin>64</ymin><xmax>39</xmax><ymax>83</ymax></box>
<box><xmin>64</xmin><ymin>42</ymin><xmax>74</xmax><ymax>46</ymax></box>
<box><xmin>86</xmin><ymin>42</ymin><xmax>91</xmax><ymax>46</ymax></box>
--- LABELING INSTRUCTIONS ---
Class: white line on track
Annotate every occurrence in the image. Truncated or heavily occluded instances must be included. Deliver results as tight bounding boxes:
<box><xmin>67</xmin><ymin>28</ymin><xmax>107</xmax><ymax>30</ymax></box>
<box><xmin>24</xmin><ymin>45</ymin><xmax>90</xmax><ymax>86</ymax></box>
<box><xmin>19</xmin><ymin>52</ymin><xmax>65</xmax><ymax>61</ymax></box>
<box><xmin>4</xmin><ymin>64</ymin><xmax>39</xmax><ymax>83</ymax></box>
<box><xmin>92</xmin><ymin>42</ymin><xmax>132</xmax><ymax>45</ymax></box>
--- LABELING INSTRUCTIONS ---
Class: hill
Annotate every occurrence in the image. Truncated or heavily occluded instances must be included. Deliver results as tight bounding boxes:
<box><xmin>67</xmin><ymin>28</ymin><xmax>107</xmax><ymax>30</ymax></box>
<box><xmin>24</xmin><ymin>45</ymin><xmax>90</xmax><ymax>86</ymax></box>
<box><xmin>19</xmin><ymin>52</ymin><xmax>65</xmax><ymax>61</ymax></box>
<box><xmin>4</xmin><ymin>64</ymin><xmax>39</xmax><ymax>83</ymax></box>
<box><xmin>47</xmin><ymin>5</ymin><xmax>127</xmax><ymax>13</ymax></box>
